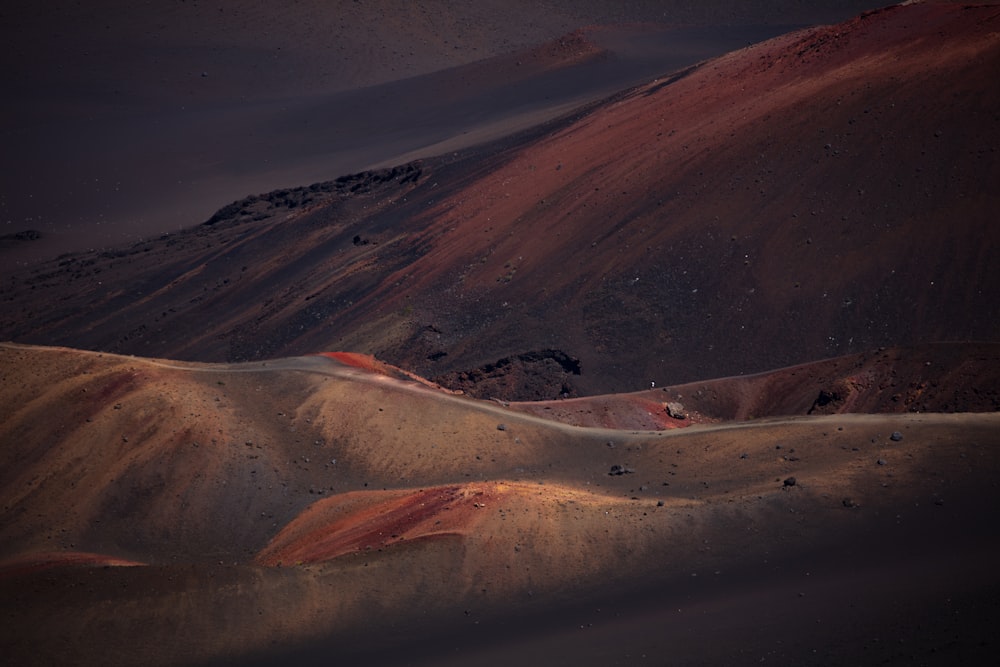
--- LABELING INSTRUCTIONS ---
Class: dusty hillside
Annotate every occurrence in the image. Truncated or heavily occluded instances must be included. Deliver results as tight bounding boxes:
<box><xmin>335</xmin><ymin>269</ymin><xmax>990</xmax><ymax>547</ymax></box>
<box><xmin>3</xmin><ymin>2</ymin><xmax>998</xmax><ymax>398</ymax></box>
<box><xmin>507</xmin><ymin>342</ymin><xmax>1000</xmax><ymax>429</ymax></box>
<box><xmin>1</xmin><ymin>342</ymin><xmax>998</xmax><ymax>665</ymax></box>
<box><xmin>2</xmin><ymin>0</ymin><xmax>877</xmax><ymax>262</ymax></box>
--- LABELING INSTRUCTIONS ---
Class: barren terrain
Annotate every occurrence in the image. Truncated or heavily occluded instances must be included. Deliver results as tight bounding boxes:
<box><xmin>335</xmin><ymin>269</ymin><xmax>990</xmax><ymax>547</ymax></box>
<box><xmin>2</xmin><ymin>1</ymin><xmax>875</xmax><ymax>264</ymax></box>
<box><xmin>1</xmin><ymin>342</ymin><xmax>998</xmax><ymax>665</ymax></box>
<box><xmin>2</xmin><ymin>2</ymin><xmax>999</xmax><ymax>665</ymax></box>
<box><xmin>3</xmin><ymin>2</ymin><xmax>998</xmax><ymax>398</ymax></box>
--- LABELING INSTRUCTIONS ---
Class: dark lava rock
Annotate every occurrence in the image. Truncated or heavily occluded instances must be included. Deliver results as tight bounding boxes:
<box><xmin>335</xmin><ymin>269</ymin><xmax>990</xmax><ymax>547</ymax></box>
<box><xmin>434</xmin><ymin>349</ymin><xmax>581</xmax><ymax>401</ymax></box>
<box><xmin>783</xmin><ymin>476</ymin><xmax>797</xmax><ymax>487</ymax></box>
<box><xmin>609</xmin><ymin>464</ymin><xmax>634</xmax><ymax>476</ymax></box>
<box><xmin>890</xmin><ymin>431</ymin><xmax>903</xmax><ymax>442</ymax></box>
<box><xmin>808</xmin><ymin>381</ymin><xmax>849</xmax><ymax>414</ymax></box>
<box><xmin>0</xmin><ymin>229</ymin><xmax>42</xmax><ymax>243</ymax></box>
<box><xmin>496</xmin><ymin>423</ymin><xmax>507</xmax><ymax>431</ymax></box>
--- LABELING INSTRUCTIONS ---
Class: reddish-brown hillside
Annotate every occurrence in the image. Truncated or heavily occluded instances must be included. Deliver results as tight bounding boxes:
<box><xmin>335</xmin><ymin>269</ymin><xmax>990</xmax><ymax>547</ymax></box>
<box><xmin>2</xmin><ymin>2</ymin><xmax>998</xmax><ymax>400</ymax></box>
<box><xmin>2</xmin><ymin>1</ymin><xmax>876</xmax><ymax>262</ymax></box>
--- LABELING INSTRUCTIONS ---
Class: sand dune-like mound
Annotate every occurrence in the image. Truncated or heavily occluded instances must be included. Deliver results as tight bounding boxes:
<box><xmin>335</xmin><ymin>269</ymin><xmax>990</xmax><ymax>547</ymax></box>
<box><xmin>3</xmin><ymin>2</ymin><xmax>997</xmax><ymax>399</ymax></box>
<box><xmin>1</xmin><ymin>341</ymin><xmax>998</xmax><ymax>665</ymax></box>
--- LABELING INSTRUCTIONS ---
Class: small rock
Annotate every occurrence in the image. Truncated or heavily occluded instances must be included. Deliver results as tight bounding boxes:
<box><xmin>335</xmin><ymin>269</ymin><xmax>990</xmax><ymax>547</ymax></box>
<box><xmin>890</xmin><ymin>431</ymin><xmax>903</xmax><ymax>442</ymax></box>
<box><xmin>877</xmin><ymin>458</ymin><xmax>887</xmax><ymax>466</ymax></box>
<box><xmin>783</xmin><ymin>476</ymin><xmax>797</xmax><ymax>487</ymax></box>
<box><xmin>657</xmin><ymin>500</ymin><xmax>664</xmax><ymax>507</ymax></box>
<box><xmin>608</xmin><ymin>464</ymin><xmax>633</xmax><ymax>476</ymax></box>
<box><xmin>496</xmin><ymin>423</ymin><xmax>507</xmax><ymax>431</ymax></box>
<box><xmin>842</xmin><ymin>498</ymin><xmax>857</xmax><ymax>508</ymax></box>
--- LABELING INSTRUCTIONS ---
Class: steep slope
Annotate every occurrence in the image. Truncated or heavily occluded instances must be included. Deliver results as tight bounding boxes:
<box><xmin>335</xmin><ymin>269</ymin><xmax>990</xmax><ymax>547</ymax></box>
<box><xmin>2</xmin><ymin>0</ymin><xmax>876</xmax><ymax>263</ymax></box>
<box><xmin>3</xmin><ymin>2</ymin><xmax>999</xmax><ymax>398</ymax></box>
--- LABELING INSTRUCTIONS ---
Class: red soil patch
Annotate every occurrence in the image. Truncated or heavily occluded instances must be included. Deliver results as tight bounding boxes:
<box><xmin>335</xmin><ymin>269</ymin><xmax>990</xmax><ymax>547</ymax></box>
<box><xmin>316</xmin><ymin>351</ymin><xmax>398</xmax><ymax>374</ymax></box>
<box><xmin>0</xmin><ymin>551</ymin><xmax>143</xmax><ymax>580</ymax></box>
<box><xmin>315</xmin><ymin>351</ymin><xmax>460</xmax><ymax>392</ymax></box>
<box><xmin>256</xmin><ymin>484</ymin><xmax>504</xmax><ymax>566</ymax></box>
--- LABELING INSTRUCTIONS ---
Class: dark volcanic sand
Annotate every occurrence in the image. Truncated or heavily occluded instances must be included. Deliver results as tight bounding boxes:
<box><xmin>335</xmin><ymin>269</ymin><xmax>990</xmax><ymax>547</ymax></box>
<box><xmin>2</xmin><ymin>2</ymin><xmax>997</xmax><ymax>398</ymax></box>
<box><xmin>1</xmin><ymin>0</ymin><xmax>876</xmax><ymax>265</ymax></box>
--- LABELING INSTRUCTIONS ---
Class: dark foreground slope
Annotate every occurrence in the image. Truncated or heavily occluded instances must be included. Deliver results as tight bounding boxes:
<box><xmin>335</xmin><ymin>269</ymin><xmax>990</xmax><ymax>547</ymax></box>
<box><xmin>1</xmin><ymin>342</ymin><xmax>999</xmax><ymax>666</ymax></box>
<box><xmin>3</xmin><ymin>2</ymin><xmax>999</xmax><ymax>398</ymax></box>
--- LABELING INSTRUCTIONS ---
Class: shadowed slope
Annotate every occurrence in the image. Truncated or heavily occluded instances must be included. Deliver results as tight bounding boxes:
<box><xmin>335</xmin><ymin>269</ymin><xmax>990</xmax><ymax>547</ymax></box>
<box><xmin>2</xmin><ymin>2</ymin><xmax>998</xmax><ymax>399</ymax></box>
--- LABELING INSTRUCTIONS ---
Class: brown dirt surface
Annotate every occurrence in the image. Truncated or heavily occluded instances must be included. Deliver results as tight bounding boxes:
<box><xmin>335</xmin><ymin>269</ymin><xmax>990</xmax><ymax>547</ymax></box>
<box><xmin>1</xmin><ymin>341</ymin><xmax>999</xmax><ymax>665</ymax></box>
<box><xmin>509</xmin><ymin>342</ymin><xmax>1000</xmax><ymax>428</ymax></box>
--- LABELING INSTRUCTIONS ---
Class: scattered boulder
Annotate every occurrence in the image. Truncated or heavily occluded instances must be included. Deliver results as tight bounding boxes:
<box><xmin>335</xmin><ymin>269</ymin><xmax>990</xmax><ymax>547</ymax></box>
<box><xmin>783</xmin><ymin>476</ymin><xmax>797</xmax><ymax>487</ymax></box>
<box><xmin>890</xmin><ymin>431</ymin><xmax>903</xmax><ymax>442</ymax></box>
<box><xmin>665</xmin><ymin>402</ymin><xmax>687</xmax><ymax>420</ymax></box>
<box><xmin>608</xmin><ymin>464</ymin><xmax>634</xmax><ymax>476</ymax></box>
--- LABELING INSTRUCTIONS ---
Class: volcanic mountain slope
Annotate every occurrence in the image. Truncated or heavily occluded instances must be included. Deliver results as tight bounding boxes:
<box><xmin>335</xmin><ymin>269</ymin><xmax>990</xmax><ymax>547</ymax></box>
<box><xmin>1</xmin><ymin>341</ymin><xmax>999</xmax><ymax>666</ymax></box>
<box><xmin>2</xmin><ymin>2</ymin><xmax>998</xmax><ymax>399</ymax></box>
<box><xmin>2</xmin><ymin>0</ymin><xmax>877</xmax><ymax>263</ymax></box>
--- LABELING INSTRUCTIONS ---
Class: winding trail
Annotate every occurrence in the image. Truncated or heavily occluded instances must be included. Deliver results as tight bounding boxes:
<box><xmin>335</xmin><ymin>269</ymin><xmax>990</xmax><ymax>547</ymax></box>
<box><xmin>5</xmin><ymin>342</ymin><xmax>997</xmax><ymax>442</ymax></box>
